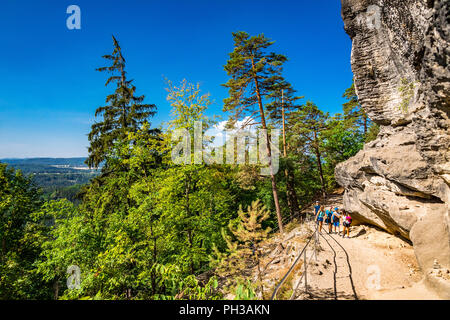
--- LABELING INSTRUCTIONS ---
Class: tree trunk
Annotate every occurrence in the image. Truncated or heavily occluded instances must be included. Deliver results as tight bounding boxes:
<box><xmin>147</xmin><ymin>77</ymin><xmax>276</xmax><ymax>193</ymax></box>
<box><xmin>281</xmin><ymin>91</ymin><xmax>300</xmax><ymax>219</ymax></box>
<box><xmin>251</xmin><ymin>58</ymin><xmax>283</xmax><ymax>234</ymax></box>
<box><xmin>313</xmin><ymin>131</ymin><xmax>326</xmax><ymax>198</ymax></box>
<box><xmin>286</xmin><ymin>166</ymin><xmax>300</xmax><ymax>217</ymax></box>
<box><xmin>53</xmin><ymin>280</ymin><xmax>59</xmax><ymax>300</ymax></box>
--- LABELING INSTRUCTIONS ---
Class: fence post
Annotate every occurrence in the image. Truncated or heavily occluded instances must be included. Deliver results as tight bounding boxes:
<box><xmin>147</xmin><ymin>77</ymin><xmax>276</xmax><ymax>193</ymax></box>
<box><xmin>314</xmin><ymin>231</ymin><xmax>317</xmax><ymax>262</ymax></box>
<box><xmin>304</xmin><ymin>250</ymin><xmax>308</xmax><ymax>294</ymax></box>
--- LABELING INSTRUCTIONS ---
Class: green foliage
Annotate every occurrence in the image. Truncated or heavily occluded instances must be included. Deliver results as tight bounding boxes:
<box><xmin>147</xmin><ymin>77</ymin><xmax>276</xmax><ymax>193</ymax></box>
<box><xmin>222</xmin><ymin>30</ymin><xmax>290</xmax><ymax>232</ymax></box>
<box><xmin>212</xmin><ymin>200</ymin><xmax>270</xmax><ymax>298</ymax></box>
<box><xmin>0</xmin><ymin>163</ymin><xmax>49</xmax><ymax>299</ymax></box>
<box><xmin>1</xmin><ymin>32</ymin><xmax>374</xmax><ymax>301</ymax></box>
<box><xmin>234</xmin><ymin>280</ymin><xmax>257</xmax><ymax>300</ymax></box>
<box><xmin>365</xmin><ymin>122</ymin><xmax>380</xmax><ymax>143</ymax></box>
<box><xmin>266</xmin><ymin>81</ymin><xmax>303</xmax><ymax>126</ymax></box>
<box><xmin>343</xmin><ymin>82</ymin><xmax>368</xmax><ymax>133</ymax></box>
<box><xmin>86</xmin><ymin>35</ymin><xmax>158</xmax><ymax>168</ymax></box>
<box><xmin>222</xmin><ymin>31</ymin><xmax>287</xmax><ymax>127</ymax></box>
<box><xmin>165</xmin><ymin>78</ymin><xmax>216</xmax><ymax>132</ymax></box>
<box><xmin>342</xmin><ymin>81</ymin><xmax>377</xmax><ymax>142</ymax></box>
<box><xmin>322</xmin><ymin>115</ymin><xmax>364</xmax><ymax>166</ymax></box>
<box><xmin>289</xmin><ymin>101</ymin><xmax>329</xmax><ymax>197</ymax></box>
<box><xmin>229</xmin><ymin>200</ymin><xmax>271</xmax><ymax>243</ymax></box>
<box><xmin>321</xmin><ymin>115</ymin><xmax>364</xmax><ymax>188</ymax></box>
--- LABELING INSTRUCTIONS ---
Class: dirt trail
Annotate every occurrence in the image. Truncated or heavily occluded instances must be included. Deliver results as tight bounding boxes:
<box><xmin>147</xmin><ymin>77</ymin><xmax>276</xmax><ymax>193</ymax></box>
<box><xmin>290</xmin><ymin>222</ymin><xmax>441</xmax><ymax>300</ymax></box>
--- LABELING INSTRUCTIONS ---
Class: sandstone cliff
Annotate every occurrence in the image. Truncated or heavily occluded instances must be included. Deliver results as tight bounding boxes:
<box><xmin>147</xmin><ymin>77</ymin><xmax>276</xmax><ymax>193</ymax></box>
<box><xmin>336</xmin><ymin>0</ymin><xmax>450</xmax><ymax>298</ymax></box>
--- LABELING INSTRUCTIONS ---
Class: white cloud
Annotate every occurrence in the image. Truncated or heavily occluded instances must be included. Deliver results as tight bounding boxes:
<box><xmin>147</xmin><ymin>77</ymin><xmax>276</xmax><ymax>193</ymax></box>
<box><xmin>205</xmin><ymin>116</ymin><xmax>258</xmax><ymax>148</ymax></box>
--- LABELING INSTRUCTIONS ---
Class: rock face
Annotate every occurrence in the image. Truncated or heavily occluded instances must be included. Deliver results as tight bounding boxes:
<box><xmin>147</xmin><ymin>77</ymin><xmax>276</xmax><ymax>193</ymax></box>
<box><xmin>336</xmin><ymin>0</ymin><xmax>450</xmax><ymax>297</ymax></box>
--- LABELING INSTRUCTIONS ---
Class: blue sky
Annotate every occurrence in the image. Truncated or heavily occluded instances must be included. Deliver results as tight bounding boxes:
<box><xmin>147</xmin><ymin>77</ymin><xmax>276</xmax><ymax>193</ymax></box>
<box><xmin>0</xmin><ymin>0</ymin><xmax>353</xmax><ymax>158</ymax></box>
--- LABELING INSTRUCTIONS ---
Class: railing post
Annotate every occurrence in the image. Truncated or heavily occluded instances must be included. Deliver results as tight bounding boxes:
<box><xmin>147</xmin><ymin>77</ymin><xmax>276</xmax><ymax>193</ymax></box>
<box><xmin>304</xmin><ymin>249</ymin><xmax>307</xmax><ymax>294</ymax></box>
<box><xmin>314</xmin><ymin>231</ymin><xmax>318</xmax><ymax>262</ymax></box>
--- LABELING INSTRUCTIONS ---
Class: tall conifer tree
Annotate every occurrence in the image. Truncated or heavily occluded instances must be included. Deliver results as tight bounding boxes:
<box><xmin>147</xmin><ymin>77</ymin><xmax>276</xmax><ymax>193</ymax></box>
<box><xmin>342</xmin><ymin>82</ymin><xmax>368</xmax><ymax>135</ymax></box>
<box><xmin>223</xmin><ymin>31</ymin><xmax>286</xmax><ymax>233</ymax></box>
<box><xmin>267</xmin><ymin>82</ymin><xmax>303</xmax><ymax>218</ymax></box>
<box><xmin>86</xmin><ymin>35</ymin><xmax>157</xmax><ymax>168</ymax></box>
<box><xmin>291</xmin><ymin>101</ymin><xmax>329</xmax><ymax>199</ymax></box>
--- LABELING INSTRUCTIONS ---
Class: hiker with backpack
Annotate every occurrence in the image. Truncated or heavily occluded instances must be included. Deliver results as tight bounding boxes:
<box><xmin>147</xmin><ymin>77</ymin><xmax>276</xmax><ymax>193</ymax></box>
<box><xmin>325</xmin><ymin>207</ymin><xmax>333</xmax><ymax>233</ymax></box>
<box><xmin>331</xmin><ymin>208</ymin><xmax>341</xmax><ymax>235</ymax></box>
<box><xmin>342</xmin><ymin>211</ymin><xmax>352</xmax><ymax>238</ymax></box>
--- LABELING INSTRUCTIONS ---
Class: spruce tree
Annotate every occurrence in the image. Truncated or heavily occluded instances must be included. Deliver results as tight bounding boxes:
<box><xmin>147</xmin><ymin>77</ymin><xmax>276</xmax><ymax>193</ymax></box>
<box><xmin>86</xmin><ymin>35</ymin><xmax>157</xmax><ymax>168</ymax></box>
<box><xmin>223</xmin><ymin>31</ymin><xmax>286</xmax><ymax>233</ymax></box>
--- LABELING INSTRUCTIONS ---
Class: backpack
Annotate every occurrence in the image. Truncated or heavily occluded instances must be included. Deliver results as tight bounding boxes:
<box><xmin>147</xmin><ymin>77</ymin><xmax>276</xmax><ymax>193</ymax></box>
<box><xmin>333</xmin><ymin>213</ymin><xmax>340</xmax><ymax>222</ymax></box>
<box><xmin>346</xmin><ymin>215</ymin><xmax>352</xmax><ymax>224</ymax></box>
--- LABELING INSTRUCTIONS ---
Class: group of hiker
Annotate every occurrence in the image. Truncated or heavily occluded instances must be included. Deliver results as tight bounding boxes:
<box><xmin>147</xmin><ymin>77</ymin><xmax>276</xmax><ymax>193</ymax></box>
<box><xmin>313</xmin><ymin>201</ymin><xmax>352</xmax><ymax>238</ymax></box>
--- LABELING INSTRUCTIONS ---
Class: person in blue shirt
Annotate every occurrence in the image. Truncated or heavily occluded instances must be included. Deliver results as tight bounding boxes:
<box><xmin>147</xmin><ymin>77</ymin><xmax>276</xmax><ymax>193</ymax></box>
<box><xmin>313</xmin><ymin>201</ymin><xmax>321</xmax><ymax>220</ymax></box>
<box><xmin>332</xmin><ymin>208</ymin><xmax>342</xmax><ymax>235</ymax></box>
<box><xmin>315</xmin><ymin>205</ymin><xmax>325</xmax><ymax>233</ymax></box>
<box><xmin>325</xmin><ymin>207</ymin><xmax>333</xmax><ymax>233</ymax></box>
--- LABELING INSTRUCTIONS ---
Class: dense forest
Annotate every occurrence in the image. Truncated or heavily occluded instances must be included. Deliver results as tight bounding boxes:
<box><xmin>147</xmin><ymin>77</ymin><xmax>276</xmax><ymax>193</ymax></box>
<box><xmin>0</xmin><ymin>33</ymin><xmax>378</xmax><ymax>299</ymax></box>
<box><xmin>1</xmin><ymin>158</ymin><xmax>99</xmax><ymax>204</ymax></box>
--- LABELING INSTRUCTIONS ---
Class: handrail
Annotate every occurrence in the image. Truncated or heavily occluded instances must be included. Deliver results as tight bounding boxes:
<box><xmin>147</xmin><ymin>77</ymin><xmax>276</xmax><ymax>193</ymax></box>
<box><xmin>270</xmin><ymin>221</ymin><xmax>318</xmax><ymax>300</ymax></box>
<box><xmin>269</xmin><ymin>206</ymin><xmax>311</xmax><ymax>235</ymax></box>
<box><xmin>289</xmin><ymin>242</ymin><xmax>317</xmax><ymax>299</ymax></box>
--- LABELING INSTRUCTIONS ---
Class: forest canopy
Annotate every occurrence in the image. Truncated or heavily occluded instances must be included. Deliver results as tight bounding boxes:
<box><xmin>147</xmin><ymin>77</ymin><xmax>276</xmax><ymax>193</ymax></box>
<box><xmin>0</xmin><ymin>33</ymin><xmax>377</xmax><ymax>300</ymax></box>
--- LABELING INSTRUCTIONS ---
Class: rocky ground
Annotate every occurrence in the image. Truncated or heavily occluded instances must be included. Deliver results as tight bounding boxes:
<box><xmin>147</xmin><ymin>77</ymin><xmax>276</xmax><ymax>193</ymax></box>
<box><xmin>241</xmin><ymin>194</ymin><xmax>448</xmax><ymax>300</ymax></box>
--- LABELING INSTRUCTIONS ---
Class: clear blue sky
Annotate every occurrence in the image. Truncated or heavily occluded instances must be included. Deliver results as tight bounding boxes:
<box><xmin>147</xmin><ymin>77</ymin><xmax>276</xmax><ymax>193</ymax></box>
<box><xmin>0</xmin><ymin>0</ymin><xmax>353</xmax><ymax>158</ymax></box>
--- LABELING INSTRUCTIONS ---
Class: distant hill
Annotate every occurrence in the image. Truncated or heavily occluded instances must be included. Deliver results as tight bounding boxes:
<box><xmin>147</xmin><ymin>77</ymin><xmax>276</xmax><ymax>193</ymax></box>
<box><xmin>2</xmin><ymin>157</ymin><xmax>88</xmax><ymax>170</ymax></box>
<box><xmin>1</xmin><ymin>157</ymin><xmax>100</xmax><ymax>174</ymax></box>
<box><xmin>2</xmin><ymin>157</ymin><xmax>88</xmax><ymax>165</ymax></box>
<box><xmin>0</xmin><ymin>158</ymin><xmax>100</xmax><ymax>199</ymax></box>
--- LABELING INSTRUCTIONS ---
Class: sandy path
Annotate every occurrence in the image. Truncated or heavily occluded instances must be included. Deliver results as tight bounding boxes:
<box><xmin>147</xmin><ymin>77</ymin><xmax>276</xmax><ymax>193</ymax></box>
<box><xmin>292</xmin><ymin>221</ymin><xmax>441</xmax><ymax>300</ymax></box>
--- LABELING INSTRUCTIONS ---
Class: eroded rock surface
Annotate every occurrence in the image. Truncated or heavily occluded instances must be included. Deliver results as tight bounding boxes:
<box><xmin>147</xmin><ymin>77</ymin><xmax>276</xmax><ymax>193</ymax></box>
<box><xmin>337</xmin><ymin>0</ymin><xmax>450</xmax><ymax>297</ymax></box>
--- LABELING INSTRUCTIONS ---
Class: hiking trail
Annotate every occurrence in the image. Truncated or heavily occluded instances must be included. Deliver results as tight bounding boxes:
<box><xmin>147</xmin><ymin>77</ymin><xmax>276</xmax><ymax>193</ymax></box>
<box><xmin>252</xmin><ymin>193</ymin><xmax>443</xmax><ymax>300</ymax></box>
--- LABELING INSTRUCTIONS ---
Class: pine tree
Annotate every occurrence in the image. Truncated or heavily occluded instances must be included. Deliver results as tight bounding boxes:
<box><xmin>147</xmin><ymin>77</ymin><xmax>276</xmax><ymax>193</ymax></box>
<box><xmin>212</xmin><ymin>200</ymin><xmax>271</xmax><ymax>298</ymax></box>
<box><xmin>223</xmin><ymin>31</ymin><xmax>286</xmax><ymax>233</ymax></box>
<box><xmin>342</xmin><ymin>81</ymin><xmax>379</xmax><ymax>142</ymax></box>
<box><xmin>86</xmin><ymin>35</ymin><xmax>157</xmax><ymax>168</ymax></box>
<box><xmin>342</xmin><ymin>82</ymin><xmax>368</xmax><ymax>135</ymax></box>
<box><xmin>266</xmin><ymin>82</ymin><xmax>303</xmax><ymax>218</ymax></box>
<box><xmin>291</xmin><ymin>101</ymin><xmax>329</xmax><ymax>199</ymax></box>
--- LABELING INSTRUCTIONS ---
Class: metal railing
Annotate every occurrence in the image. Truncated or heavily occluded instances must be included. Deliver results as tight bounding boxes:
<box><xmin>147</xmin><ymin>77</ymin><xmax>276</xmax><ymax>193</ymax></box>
<box><xmin>269</xmin><ymin>207</ymin><xmax>314</xmax><ymax>235</ymax></box>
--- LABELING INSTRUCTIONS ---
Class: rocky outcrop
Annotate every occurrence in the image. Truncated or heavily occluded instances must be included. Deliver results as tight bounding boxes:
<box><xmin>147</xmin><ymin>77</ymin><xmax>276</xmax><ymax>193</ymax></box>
<box><xmin>336</xmin><ymin>0</ymin><xmax>450</xmax><ymax>297</ymax></box>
